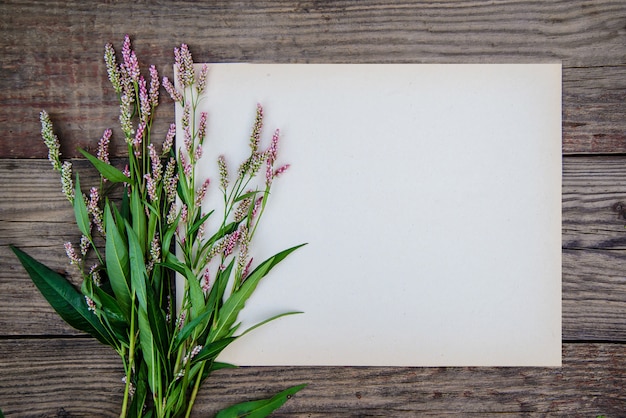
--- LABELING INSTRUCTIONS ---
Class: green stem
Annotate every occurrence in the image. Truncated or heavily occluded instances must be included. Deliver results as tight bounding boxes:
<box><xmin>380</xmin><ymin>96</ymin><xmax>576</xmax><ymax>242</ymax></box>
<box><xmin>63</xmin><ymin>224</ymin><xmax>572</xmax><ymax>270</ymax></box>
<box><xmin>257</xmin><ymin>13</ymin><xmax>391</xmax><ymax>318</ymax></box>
<box><xmin>184</xmin><ymin>362</ymin><xmax>205</xmax><ymax>418</ymax></box>
<box><xmin>120</xmin><ymin>297</ymin><xmax>137</xmax><ymax>418</ymax></box>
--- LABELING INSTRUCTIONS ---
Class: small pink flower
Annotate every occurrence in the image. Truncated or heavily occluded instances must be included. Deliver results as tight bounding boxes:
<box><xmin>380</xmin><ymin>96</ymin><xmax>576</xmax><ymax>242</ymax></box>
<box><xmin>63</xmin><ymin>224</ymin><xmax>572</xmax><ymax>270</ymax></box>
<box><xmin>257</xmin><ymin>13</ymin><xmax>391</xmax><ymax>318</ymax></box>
<box><xmin>97</xmin><ymin>129</ymin><xmax>112</xmax><ymax>164</ymax></box>
<box><xmin>273</xmin><ymin>163</ymin><xmax>290</xmax><ymax>178</ymax></box>
<box><xmin>195</xmin><ymin>178</ymin><xmax>210</xmax><ymax>207</ymax></box>
<box><xmin>197</xmin><ymin>64</ymin><xmax>209</xmax><ymax>94</ymax></box>
<box><xmin>149</xmin><ymin>65</ymin><xmax>159</xmax><ymax>107</ymax></box>
<box><xmin>242</xmin><ymin>257</ymin><xmax>254</xmax><ymax>280</ymax></box>
<box><xmin>197</xmin><ymin>111</ymin><xmax>207</xmax><ymax>143</ymax></box>
<box><xmin>138</xmin><ymin>76</ymin><xmax>150</xmax><ymax>122</ymax></box>
<box><xmin>249</xmin><ymin>103</ymin><xmax>263</xmax><ymax>152</ymax></box>
<box><xmin>201</xmin><ymin>269</ymin><xmax>210</xmax><ymax>292</ymax></box>
<box><xmin>180</xmin><ymin>204</ymin><xmax>188</xmax><ymax>223</ymax></box>
<box><xmin>162</xmin><ymin>76</ymin><xmax>182</xmax><ymax>102</ymax></box>
<box><xmin>121</xmin><ymin>35</ymin><xmax>140</xmax><ymax>82</ymax></box>
<box><xmin>162</xmin><ymin>123</ymin><xmax>176</xmax><ymax>155</ymax></box>
<box><xmin>85</xmin><ymin>296</ymin><xmax>97</xmax><ymax>313</ymax></box>
<box><xmin>144</xmin><ymin>174</ymin><xmax>157</xmax><ymax>202</ymax></box>
<box><xmin>64</xmin><ymin>242</ymin><xmax>81</xmax><ymax>265</ymax></box>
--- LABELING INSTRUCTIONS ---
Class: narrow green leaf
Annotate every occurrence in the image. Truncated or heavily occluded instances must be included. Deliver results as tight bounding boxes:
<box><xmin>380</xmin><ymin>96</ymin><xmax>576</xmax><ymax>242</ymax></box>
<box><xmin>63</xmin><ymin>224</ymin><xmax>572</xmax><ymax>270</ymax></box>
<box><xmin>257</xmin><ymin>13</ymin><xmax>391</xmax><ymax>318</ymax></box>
<box><xmin>240</xmin><ymin>311</ymin><xmax>303</xmax><ymax>337</ymax></box>
<box><xmin>73</xmin><ymin>174</ymin><xmax>91</xmax><ymax>237</ymax></box>
<box><xmin>79</xmin><ymin>148</ymin><xmax>130</xmax><ymax>183</ymax></box>
<box><xmin>215</xmin><ymin>384</ymin><xmax>307</xmax><ymax>418</ymax></box>
<box><xmin>138</xmin><ymin>308</ymin><xmax>159</xmax><ymax>395</ymax></box>
<box><xmin>212</xmin><ymin>244</ymin><xmax>305</xmax><ymax>341</ymax></box>
<box><xmin>146</xmin><ymin>284</ymin><xmax>168</xmax><ymax>361</ymax></box>
<box><xmin>171</xmin><ymin>309</ymin><xmax>212</xmax><ymax>353</ymax></box>
<box><xmin>234</xmin><ymin>190</ymin><xmax>260</xmax><ymax>203</ymax></box>
<box><xmin>129</xmin><ymin>361</ymin><xmax>149</xmax><ymax>418</ymax></box>
<box><xmin>104</xmin><ymin>203</ymin><xmax>132</xmax><ymax>317</ymax></box>
<box><xmin>188</xmin><ymin>210</ymin><xmax>214</xmax><ymax>237</ymax></box>
<box><xmin>130</xmin><ymin>187</ymin><xmax>147</xmax><ymax>254</ymax></box>
<box><xmin>125</xmin><ymin>221</ymin><xmax>148</xmax><ymax>312</ymax></box>
<box><xmin>121</xmin><ymin>189</ymin><xmax>130</xmax><ymax>224</ymax></box>
<box><xmin>10</xmin><ymin>246</ymin><xmax>114</xmax><ymax>346</ymax></box>
<box><xmin>188</xmin><ymin>268</ymin><xmax>205</xmax><ymax>318</ymax></box>
<box><xmin>193</xmin><ymin>337</ymin><xmax>236</xmax><ymax>363</ymax></box>
<box><xmin>93</xmin><ymin>286</ymin><xmax>130</xmax><ymax>345</ymax></box>
<box><xmin>164</xmin><ymin>253</ymin><xmax>195</xmax><ymax>281</ymax></box>
<box><xmin>210</xmin><ymin>361</ymin><xmax>237</xmax><ymax>371</ymax></box>
<box><xmin>162</xmin><ymin>224</ymin><xmax>176</xmax><ymax>259</ymax></box>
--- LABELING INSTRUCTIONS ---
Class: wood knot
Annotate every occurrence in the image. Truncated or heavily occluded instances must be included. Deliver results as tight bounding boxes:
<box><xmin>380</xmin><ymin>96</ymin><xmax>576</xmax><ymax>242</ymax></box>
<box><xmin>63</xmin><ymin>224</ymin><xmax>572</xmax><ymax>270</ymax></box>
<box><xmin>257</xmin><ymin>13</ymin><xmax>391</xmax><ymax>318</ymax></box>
<box><xmin>612</xmin><ymin>201</ymin><xmax>626</xmax><ymax>219</ymax></box>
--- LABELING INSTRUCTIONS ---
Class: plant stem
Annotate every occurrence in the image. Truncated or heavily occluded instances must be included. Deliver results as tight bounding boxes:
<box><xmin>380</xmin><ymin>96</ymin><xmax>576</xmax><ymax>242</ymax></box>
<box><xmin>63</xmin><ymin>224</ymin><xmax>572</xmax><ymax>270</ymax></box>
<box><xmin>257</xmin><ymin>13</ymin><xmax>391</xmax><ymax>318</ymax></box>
<box><xmin>120</xmin><ymin>297</ymin><xmax>137</xmax><ymax>418</ymax></box>
<box><xmin>184</xmin><ymin>362</ymin><xmax>206</xmax><ymax>418</ymax></box>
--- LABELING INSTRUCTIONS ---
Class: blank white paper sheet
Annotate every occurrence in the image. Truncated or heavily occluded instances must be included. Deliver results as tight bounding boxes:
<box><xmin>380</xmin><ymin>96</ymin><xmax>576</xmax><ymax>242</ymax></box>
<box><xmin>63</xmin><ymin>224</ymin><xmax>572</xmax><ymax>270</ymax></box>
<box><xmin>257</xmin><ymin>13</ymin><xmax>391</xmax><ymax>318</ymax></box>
<box><xmin>176</xmin><ymin>63</ymin><xmax>562</xmax><ymax>367</ymax></box>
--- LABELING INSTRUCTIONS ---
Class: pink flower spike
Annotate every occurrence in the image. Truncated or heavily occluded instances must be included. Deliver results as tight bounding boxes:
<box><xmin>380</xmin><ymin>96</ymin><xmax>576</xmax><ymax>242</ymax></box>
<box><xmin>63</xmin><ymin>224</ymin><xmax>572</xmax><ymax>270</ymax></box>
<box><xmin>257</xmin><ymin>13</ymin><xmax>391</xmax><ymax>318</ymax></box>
<box><xmin>134</xmin><ymin>122</ymin><xmax>145</xmax><ymax>148</ymax></box>
<box><xmin>64</xmin><ymin>242</ymin><xmax>81</xmax><ymax>265</ymax></box>
<box><xmin>267</xmin><ymin>129</ymin><xmax>280</xmax><ymax>164</ymax></box>
<box><xmin>273</xmin><ymin>164</ymin><xmax>290</xmax><ymax>178</ymax></box>
<box><xmin>97</xmin><ymin>129</ymin><xmax>112</xmax><ymax>164</ymax></box>
<box><xmin>144</xmin><ymin>174</ymin><xmax>157</xmax><ymax>202</ymax></box>
<box><xmin>201</xmin><ymin>269</ymin><xmax>210</xmax><ymax>292</ymax></box>
<box><xmin>162</xmin><ymin>76</ymin><xmax>182</xmax><ymax>102</ymax></box>
<box><xmin>121</xmin><ymin>35</ymin><xmax>140</xmax><ymax>82</ymax></box>
<box><xmin>180</xmin><ymin>204</ymin><xmax>188</xmax><ymax>223</ymax></box>
<box><xmin>85</xmin><ymin>296</ymin><xmax>97</xmax><ymax>313</ymax></box>
<box><xmin>198</xmin><ymin>111</ymin><xmax>207</xmax><ymax>143</ymax></box>
<box><xmin>162</xmin><ymin>123</ymin><xmax>176</xmax><ymax>155</ymax></box>
<box><xmin>194</xmin><ymin>145</ymin><xmax>203</xmax><ymax>161</ymax></box>
<box><xmin>242</xmin><ymin>257</ymin><xmax>254</xmax><ymax>280</ymax></box>
<box><xmin>249</xmin><ymin>103</ymin><xmax>263</xmax><ymax>152</ymax></box>
<box><xmin>149</xmin><ymin>65</ymin><xmax>159</xmax><ymax>107</ymax></box>
<box><xmin>223</xmin><ymin>230</ymin><xmax>241</xmax><ymax>257</ymax></box>
<box><xmin>197</xmin><ymin>64</ymin><xmax>209</xmax><ymax>94</ymax></box>
<box><xmin>195</xmin><ymin>178</ymin><xmax>210</xmax><ymax>207</ymax></box>
<box><xmin>138</xmin><ymin>75</ymin><xmax>150</xmax><ymax>122</ymax></box>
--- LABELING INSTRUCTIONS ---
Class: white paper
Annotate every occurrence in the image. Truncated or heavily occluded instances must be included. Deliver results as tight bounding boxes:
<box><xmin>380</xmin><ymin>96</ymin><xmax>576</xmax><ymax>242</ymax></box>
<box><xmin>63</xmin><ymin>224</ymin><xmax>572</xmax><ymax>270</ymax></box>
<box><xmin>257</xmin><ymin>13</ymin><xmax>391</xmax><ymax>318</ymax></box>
<box><xmin>176</xmin><ymin>64</ymin><xmax>562</xmax><ymax>367</ymax></box>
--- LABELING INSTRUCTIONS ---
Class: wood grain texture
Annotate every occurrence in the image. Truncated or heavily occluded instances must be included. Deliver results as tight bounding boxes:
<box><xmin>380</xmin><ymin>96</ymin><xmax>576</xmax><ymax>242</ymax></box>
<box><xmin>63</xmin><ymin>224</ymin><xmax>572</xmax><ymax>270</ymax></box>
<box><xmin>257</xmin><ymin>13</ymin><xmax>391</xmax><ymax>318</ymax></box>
<box><xmin>3</xmin><ymin>158</ymin><xmax>626</xmax><ymax>341</ymax></box>
<box><xmin>0</xmin><ymin>339</ymin><xmax>624</xmax><ymax>417</ymax></box>
<box><xmin>1</xmin><ymin>0</ymin><xmax>626</xmax><ymax>156</ymax></box>
<box><xmin>2</xmin><ymin>1</ymin><xmax>626</xmax><ymax>416</ymax></box>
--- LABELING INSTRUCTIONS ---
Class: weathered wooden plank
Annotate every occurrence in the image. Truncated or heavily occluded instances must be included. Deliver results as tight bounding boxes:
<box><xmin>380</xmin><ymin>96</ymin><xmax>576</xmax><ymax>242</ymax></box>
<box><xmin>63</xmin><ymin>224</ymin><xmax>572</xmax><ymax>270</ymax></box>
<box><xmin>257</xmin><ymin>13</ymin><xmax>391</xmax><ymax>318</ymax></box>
<box><xmin>0</xmin><ymin>339</ymin><xmax>624</xmax><ymax>416</ymax></box>
<box><xmin>563</xmin><ymin>156</ymin><xmax>626</xmax><ymax>249</ymax></box>
<box><xmin>3</xmin><ymin>158</ymin><xmax>626</xmax><ymax>341</ymax></box>
<box><xmin>1</xmin><ymin>1</ymin><xmax>626</xmax><ymax>157</ymax></box>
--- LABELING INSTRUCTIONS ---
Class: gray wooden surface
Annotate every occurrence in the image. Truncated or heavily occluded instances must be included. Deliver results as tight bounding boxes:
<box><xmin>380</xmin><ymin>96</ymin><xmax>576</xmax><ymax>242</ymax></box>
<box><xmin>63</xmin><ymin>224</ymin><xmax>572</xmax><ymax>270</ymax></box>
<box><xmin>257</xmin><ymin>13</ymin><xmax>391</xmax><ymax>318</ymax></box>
<box><xmin>1</xmin><ymin>1</ymin><xmax>626</xmax><ymax>416</ymax></box>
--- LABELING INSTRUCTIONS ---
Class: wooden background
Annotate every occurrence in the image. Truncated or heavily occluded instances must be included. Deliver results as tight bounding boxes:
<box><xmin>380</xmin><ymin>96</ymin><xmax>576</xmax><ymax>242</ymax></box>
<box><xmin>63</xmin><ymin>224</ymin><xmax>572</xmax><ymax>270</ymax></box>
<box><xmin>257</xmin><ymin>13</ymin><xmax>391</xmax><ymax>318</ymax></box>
<box><xmin>1</xmin><ymin>0</ymin><xmax>626</xmax><ymax>416</ymax></box>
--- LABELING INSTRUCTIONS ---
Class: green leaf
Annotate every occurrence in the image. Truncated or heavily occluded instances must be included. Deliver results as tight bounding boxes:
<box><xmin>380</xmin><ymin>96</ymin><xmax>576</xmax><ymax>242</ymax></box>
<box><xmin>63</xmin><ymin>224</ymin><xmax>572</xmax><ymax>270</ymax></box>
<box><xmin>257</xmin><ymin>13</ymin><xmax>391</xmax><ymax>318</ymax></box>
<box><xmin>215</xmin><ymin>384</ymin><xmax>307</xmax><ymax>418</ymax></box>
<box><xmin>240</xmin><ymin>311</ymin><xmax>303</xmax><ymax>337</ymax></box>
<box><xmin>10</xmin><ymin>246</ymin><xmax>114</xmax><ymax>346</ymax></box>
<box><xmin>79</xmin><ymin>148</ymin><xmax>130</xmax><ymax>183</ymax></box>
<box><xmin>138</xmin><ymin>308</ymin><xmax>159</xmax><ymax>395</ymax></box>
<box><xmin>211</xmin><ymin>244</ymin><xmax>306</xmax><ymax>341</ymax></box>
<box><xmin>193</xmin><ymin>337</ymin><xmax>236</xmax><ymax>363</ymax></box>
<box><xmin>162</xmin><ymin>224</ymin><xmax>177</xmax><ymax>259</ymax></box>
<box><xmin>125</xmin><ymin>221</ymin><xmax>148</xmax><ymax>312</ymax></box>
<box><xmin>234</xmin><ymin>190</ymin><xmax>260</xmax><ymax>203</ymax></box>
<box><xmin>164</xmin><ymin>253</ymin><xmax>195</xmax><ymax>281</ymax></box>
<box><xmin>130</xmin><ymin>187</ymin><xmax>147</xmax><ymax>254</ymax></box>
<box><xmin>146</xmin><ymin>284</ymin><xmax>168</xmax><ymax>361</ymax></box>
<box><xmin>129</xmin><ymin>360</ymin><xmax>149</xmax><ymax>418</ymax></box>
<box><xmin>93</xmin><ymin>286</ymin><xmax>130</xmax><ymax>345</ymax></box>
<box><xmin>171</xmin><ymin>309</ymin><xmax>212</xmax><ymax>353</ymax></box>
<box><xmin>188</xmin><ymin>267</ymin><xmax>205</xmax><ymax>318</ymax></box>
<box><xmin>104</xmin><ymin>203</ymin><xmax>132</xmax><ymax>317</ymax></box>
<box><xmin>73</xmin><ymin>174</ymin><xmax>91</xmax><ymax>237</ymax></box>
<box><xmin>188</xmin><ymin>210</ymin><xmax>214</xmax><ymax>237</ymax></box>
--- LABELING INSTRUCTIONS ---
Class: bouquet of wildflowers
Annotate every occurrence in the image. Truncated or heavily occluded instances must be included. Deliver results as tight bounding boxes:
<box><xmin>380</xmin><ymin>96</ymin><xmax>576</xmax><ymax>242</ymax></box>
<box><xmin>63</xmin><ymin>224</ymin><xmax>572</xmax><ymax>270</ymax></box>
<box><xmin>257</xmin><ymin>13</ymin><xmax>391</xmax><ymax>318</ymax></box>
<box><xmin>11</xmin><ymin>36</ymin><xmax>305</xmax><ymax>418</ymax></box>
